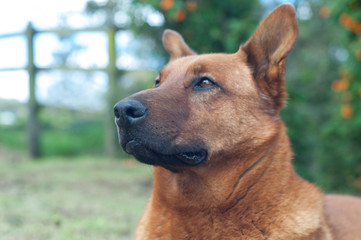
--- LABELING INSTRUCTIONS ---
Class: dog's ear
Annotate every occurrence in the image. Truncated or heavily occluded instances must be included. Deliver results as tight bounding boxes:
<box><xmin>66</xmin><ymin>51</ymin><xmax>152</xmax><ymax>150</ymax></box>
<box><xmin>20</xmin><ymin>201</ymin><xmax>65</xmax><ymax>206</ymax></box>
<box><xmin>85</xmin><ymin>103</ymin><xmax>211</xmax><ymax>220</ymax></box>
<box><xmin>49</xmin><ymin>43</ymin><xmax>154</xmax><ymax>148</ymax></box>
<box><xmin>162</xmin><ymin>29</ymin><xmax>196</xmax><ymax>61</ymax></box>
<box><xmin>240</xmin><ymin>4</ymin><xmax>298</xmax><ymax>113</ymax></box>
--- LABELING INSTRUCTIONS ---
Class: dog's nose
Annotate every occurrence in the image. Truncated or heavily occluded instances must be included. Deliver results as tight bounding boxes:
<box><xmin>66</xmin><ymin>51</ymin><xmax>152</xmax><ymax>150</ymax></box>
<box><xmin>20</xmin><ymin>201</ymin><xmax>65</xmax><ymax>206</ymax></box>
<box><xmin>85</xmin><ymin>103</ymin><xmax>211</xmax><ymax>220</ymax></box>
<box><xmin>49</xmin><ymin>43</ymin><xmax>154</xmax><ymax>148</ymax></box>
<box><xmin>114</xmin><ymin>98</ymin><xmax>148</xmax><ymax>127</ymax></box>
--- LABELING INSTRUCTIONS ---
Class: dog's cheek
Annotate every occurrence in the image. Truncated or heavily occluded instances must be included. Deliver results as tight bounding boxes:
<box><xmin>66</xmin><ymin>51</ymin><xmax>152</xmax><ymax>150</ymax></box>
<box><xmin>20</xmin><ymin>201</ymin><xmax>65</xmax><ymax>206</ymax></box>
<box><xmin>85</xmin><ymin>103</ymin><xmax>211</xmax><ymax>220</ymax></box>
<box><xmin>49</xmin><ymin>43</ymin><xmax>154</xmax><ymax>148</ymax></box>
<box><xmin>189</xmin><ymin>96</ymin><xmax>276</xmax><ymax>157</ymax></box>
<box><xmin>181</xmin><ymin>100</ymin><xmax>238</xmax><ymax>151</ymax></box>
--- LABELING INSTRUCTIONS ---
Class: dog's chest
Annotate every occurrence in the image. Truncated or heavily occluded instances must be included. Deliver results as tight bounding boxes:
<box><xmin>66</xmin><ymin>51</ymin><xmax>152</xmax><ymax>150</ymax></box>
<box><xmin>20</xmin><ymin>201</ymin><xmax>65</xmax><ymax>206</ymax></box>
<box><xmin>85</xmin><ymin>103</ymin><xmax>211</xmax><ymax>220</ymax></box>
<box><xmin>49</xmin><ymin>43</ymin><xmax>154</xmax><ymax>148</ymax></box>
<box><xmin>136</xmin><ymin>203</ymin><xmax>331</xmax><ymax>240</ymax></box>
<box><xmin>137</xmin><ymin>207</ymin><xmax>272</xmax><ymax>239</ymax></box>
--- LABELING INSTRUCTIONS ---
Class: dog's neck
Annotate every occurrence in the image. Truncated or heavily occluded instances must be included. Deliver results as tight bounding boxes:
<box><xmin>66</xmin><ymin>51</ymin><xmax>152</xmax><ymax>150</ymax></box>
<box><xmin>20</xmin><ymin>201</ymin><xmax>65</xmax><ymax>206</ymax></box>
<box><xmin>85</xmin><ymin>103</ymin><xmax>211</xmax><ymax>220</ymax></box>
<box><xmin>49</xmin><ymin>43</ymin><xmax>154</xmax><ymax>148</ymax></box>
<box><xmin>149</xmin><ymin>122</ymin><xmax>326</xmax><ymax>238</ymax></box>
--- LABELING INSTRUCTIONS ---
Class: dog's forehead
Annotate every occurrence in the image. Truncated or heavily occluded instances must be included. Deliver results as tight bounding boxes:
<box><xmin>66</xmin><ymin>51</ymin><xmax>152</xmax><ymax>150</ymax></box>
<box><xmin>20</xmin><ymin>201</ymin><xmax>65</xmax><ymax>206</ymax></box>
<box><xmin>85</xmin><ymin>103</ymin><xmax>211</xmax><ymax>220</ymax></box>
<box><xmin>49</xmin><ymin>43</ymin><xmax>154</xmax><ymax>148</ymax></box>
<box><xmin>162</xmin><ymin>52</ymin><xmax>254</xmax><ymax>91</ymax></box>
<box><xmin>165</xmin><ymin>53</ymin><xmax>241</xmax><ymax>73</ymax></box>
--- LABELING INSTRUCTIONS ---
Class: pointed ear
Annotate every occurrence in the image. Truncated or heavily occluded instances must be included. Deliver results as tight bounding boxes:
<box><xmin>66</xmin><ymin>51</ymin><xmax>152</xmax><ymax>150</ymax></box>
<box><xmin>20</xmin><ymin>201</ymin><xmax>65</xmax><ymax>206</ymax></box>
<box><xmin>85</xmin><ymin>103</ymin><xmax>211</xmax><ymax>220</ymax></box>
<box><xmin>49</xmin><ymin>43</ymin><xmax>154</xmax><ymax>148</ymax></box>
<box><xmin>162</xmin><ymin>29</ymin><xmax>196</xmax><ymax>61</ymax></box>
<box><xmin>240</xmin><ymin>4</ymin><xmax>298</xmax><ymax>113</ymax></box>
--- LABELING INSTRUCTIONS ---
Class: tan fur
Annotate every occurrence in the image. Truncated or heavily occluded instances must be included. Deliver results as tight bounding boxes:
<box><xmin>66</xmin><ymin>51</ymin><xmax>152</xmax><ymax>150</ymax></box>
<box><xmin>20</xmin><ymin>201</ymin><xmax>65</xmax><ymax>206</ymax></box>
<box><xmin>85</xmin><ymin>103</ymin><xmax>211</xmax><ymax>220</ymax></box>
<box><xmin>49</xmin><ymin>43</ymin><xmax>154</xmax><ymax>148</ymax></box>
<box><xmin>325</xmin><ymin>195</ymin><xmax>361</xmax><ymax>239</ymax></box>
<box><xmin>114</xmin><ymin>4</ymin><xmax>361</xmax><ymax>239</ymax></box>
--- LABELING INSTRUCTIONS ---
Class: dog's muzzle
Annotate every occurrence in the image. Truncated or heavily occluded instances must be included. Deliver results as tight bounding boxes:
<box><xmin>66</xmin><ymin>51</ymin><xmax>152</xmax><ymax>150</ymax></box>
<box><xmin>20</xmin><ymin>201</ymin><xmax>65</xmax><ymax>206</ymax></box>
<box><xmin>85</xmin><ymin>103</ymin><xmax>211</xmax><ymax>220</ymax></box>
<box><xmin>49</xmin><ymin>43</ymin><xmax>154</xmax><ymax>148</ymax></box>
<box><xmin>114</xmin><ymin>97</ymin><xmax>209</xmax><ymax>170</ymax></box>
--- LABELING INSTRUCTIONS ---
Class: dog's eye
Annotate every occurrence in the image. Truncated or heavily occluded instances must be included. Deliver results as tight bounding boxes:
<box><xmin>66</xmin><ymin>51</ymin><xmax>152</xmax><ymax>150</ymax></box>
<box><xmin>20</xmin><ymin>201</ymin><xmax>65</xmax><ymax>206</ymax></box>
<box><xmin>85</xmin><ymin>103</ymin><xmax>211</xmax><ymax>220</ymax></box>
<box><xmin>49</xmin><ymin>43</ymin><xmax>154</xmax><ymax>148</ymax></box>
<box><xmin>194</xmin><ymin>77</ymin><xmax>216</xmax><ymax>90</ymax></box>
<box><xmin>155</xmin><ymin>78</ymin><xmax>160</xmax><ymax>88</ymax></box>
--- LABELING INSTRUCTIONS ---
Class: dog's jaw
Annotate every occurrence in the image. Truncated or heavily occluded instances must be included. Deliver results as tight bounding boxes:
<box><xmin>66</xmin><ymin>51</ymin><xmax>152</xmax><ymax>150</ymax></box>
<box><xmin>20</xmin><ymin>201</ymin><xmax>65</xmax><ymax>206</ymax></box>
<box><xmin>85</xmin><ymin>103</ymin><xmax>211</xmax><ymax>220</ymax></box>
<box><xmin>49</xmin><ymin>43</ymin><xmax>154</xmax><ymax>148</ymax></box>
<box><xmin>122</xmin><ymin>138</ymin><xmax>209</xmax><ymax>171</ymax></box>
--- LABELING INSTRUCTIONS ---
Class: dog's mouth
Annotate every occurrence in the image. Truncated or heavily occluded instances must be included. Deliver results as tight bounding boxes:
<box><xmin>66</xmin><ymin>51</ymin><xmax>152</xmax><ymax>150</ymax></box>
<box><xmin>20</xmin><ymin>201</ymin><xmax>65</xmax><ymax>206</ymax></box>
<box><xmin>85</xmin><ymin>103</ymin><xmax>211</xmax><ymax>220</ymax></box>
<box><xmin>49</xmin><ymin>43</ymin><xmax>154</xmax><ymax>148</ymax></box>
<box><xmin>123</xmin><ymin>139</ymin><xmax>208</xmax><ymax>168</ymax></box>
<box><xmin>176</xmin><ymin>151</ymin><xmax>208</xmax><ymax>165</ymax></box>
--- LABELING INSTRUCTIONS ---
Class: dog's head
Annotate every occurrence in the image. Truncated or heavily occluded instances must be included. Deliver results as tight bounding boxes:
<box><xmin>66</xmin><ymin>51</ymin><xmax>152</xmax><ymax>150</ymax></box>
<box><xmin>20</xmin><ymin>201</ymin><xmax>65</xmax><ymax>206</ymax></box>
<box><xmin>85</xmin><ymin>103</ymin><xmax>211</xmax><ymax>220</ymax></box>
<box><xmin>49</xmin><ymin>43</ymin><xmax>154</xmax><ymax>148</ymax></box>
<box><xmin>114</xmin><ymin>4</ymin><xmax>298</xmax><ymax>172</ymax></box>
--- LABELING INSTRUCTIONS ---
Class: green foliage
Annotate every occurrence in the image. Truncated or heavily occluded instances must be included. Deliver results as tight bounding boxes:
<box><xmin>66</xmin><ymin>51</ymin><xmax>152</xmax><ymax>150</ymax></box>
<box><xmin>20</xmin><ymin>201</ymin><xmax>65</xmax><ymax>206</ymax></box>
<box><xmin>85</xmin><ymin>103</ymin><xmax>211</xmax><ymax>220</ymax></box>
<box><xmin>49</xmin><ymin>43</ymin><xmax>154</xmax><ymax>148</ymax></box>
<box><xmin>135</xmin><ymin>0</ymin><xmax>261</xmax><ymax>54</ymax></box>
<box><xmin>316</xmin><ymin>0</ymin><xmax>361</xmax><ymax>193</ymax></box>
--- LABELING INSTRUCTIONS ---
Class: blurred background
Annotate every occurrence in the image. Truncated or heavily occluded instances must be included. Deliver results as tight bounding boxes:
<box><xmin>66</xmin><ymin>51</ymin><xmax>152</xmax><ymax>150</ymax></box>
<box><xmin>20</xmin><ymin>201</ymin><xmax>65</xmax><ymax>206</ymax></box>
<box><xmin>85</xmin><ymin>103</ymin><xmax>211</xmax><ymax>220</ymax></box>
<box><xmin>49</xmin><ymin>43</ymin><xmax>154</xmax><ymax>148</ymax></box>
<box><xmin>0</xmin><ymin>0</ymin><xmax>360</xmax><ymax>239</ymax></box>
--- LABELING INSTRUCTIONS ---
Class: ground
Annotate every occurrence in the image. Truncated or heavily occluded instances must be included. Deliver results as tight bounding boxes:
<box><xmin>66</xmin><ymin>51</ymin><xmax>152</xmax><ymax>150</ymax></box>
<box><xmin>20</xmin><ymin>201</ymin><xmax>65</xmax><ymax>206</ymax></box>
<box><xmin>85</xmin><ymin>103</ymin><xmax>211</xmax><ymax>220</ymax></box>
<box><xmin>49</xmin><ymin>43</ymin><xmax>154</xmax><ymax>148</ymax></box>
<box><xmin>0</xmin><ymin>150</ymin><xmax>153</xmax><ymax>240</ymax></box>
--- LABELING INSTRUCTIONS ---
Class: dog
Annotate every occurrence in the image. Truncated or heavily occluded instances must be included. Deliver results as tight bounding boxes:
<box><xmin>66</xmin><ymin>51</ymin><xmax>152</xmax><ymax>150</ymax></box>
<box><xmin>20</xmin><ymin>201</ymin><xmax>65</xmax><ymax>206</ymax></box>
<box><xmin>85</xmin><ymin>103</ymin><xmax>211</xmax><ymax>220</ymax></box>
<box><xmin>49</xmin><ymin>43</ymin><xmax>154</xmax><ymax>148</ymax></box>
<box><xmin>114</xmin><ymin>4</ymin><xmax>361</xmax><ymax>239</ymax></box>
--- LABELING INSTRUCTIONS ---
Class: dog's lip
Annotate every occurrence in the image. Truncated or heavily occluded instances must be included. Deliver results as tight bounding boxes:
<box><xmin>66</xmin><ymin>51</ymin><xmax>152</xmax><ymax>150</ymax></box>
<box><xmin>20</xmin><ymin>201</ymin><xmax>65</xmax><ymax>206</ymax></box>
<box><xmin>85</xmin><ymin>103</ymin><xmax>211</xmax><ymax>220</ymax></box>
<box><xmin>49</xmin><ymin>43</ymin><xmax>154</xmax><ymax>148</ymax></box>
<box><xmin>124</xmin><ymin>139</ymin><xmax>208</xmax><ymax>166</ymax></box>
<box><xmin>176</xmin><ymin>150</ymin><xmax>208</xmax><ymax>165</ymax></box>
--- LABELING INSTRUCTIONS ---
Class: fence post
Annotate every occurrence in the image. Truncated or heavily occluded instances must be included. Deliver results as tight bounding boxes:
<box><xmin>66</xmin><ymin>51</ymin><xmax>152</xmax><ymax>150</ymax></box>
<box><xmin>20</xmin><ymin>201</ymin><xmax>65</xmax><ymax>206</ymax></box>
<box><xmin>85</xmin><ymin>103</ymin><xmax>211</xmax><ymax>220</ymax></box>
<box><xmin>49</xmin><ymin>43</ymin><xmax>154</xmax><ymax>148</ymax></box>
<box><xmin>105</xmin><ymin>26</ymin><xmax>119</xmax><ymax>158</ymax></box>
<box><xmin>26</xmin><ymin>22</ymin><xmax>41</xmax><ymax>158</ymax></box>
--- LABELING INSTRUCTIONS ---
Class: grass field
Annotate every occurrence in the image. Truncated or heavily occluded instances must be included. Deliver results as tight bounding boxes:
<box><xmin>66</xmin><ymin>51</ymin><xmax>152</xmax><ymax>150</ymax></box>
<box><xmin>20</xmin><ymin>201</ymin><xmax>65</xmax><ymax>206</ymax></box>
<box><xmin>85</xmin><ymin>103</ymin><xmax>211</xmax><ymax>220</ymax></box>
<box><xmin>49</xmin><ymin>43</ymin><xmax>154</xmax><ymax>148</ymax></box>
<box><xmin>0</xmin><ymin>152</ymin><xmax>153</xmax><ymax>240</ymax></box>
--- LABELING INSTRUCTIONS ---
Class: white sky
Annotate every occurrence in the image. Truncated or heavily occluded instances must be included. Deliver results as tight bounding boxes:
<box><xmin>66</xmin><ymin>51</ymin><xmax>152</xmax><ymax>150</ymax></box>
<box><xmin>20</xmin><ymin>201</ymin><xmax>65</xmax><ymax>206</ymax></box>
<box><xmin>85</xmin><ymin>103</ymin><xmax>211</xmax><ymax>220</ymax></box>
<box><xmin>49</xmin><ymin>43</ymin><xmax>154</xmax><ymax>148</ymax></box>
<box><xmin>0</xmin><ymin>0</ymin><xmax>90</xmax><ymax>102</ymax></box>
<box><xmin>0</xmin><ymin>0</ymin><xmax>164</xmax><ymax>105</ymax></box>
<box><xmin>0</xmin><ymin>0</ymin><xmax>88</xmax><ymax>34</ymax></box>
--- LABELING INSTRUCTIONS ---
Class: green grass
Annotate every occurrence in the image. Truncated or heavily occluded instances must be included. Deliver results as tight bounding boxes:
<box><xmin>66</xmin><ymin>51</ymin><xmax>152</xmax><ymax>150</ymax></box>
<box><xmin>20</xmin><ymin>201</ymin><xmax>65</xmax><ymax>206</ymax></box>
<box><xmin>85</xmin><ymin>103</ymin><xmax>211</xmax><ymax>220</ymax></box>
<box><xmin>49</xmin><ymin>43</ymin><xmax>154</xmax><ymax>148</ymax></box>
<box><xmin>0</xmin><ymin>155</ymin><xmax>153</xmax><ymax>240</ymax></box>
<box><xmin>0</xmin><ymin>118</ymin><xmax>106</xmax><ymax>157</ymax></box>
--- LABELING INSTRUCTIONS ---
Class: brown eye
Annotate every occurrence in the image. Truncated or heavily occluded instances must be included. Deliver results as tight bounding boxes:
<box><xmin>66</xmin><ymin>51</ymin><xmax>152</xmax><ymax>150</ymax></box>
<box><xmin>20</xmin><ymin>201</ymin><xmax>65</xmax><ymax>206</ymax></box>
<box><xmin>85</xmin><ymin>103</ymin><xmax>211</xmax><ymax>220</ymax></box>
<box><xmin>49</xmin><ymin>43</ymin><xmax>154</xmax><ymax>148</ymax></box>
<box><xmin>194</xmin><ymin>77</ymin><xmax>216</xmax><ymax>90</ymax></box>
<box><xmin>199</xmin><ymin>78</ymin><xmax>214</xmax><ymax>88</ymax></box>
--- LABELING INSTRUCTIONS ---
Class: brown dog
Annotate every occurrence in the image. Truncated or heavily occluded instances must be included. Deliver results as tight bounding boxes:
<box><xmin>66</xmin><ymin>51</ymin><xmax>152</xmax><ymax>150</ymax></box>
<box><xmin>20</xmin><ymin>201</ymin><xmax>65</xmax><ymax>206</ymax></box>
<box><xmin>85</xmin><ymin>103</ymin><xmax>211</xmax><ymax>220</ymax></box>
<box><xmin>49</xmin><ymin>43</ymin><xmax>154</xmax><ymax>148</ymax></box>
<box><xmin>114</xmin><ymin>4</ymin><xmax>361</xmax><ymax>239</ymax></box>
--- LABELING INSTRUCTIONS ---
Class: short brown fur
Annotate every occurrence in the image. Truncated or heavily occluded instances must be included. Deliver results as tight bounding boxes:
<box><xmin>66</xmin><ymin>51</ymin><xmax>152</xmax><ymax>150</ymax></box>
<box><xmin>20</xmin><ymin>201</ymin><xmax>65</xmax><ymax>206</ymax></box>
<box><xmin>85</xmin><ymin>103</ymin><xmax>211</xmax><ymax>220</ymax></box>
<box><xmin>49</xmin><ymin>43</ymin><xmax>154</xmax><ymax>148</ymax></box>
<box><xmin>114</xmin><ymin>4</ymin><xmax>361</xmax><ymax>239</ymax></box>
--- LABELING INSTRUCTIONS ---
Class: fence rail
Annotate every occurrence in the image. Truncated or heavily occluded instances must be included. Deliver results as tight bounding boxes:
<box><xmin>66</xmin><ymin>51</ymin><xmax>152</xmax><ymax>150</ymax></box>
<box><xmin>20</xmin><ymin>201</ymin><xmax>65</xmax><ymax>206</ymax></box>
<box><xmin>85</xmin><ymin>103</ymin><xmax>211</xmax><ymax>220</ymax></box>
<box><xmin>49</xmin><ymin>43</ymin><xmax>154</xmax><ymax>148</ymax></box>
<box><xmin>0</xmin><ymin>22</ymin><xmax>122</xmax><ymax>158</ymax></box>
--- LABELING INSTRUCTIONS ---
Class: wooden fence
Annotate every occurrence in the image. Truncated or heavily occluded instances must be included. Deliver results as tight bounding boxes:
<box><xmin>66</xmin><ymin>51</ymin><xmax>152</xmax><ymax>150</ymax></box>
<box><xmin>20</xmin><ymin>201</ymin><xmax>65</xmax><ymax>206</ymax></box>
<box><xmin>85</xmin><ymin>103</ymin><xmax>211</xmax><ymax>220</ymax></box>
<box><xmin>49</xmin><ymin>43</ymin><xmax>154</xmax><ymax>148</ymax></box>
<box><xmin>0</xmin><ymin>22</ymin><xmax>122</xmax><ymax>158</ymax></box>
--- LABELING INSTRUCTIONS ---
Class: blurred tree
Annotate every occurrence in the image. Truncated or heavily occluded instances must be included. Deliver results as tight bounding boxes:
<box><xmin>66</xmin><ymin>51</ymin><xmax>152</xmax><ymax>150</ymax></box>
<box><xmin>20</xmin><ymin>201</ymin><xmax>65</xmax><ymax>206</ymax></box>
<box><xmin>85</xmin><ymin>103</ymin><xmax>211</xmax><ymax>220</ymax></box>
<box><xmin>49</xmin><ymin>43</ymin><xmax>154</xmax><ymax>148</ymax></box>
<box><xmin>316</xmin><ymin>0</ymin><xmax>361</xmax><ymax>193</ymax></box>
<box><xmin>134</xmin><ymin>0</ymin><xmax>262</xmax><ymax>54</ymax></box>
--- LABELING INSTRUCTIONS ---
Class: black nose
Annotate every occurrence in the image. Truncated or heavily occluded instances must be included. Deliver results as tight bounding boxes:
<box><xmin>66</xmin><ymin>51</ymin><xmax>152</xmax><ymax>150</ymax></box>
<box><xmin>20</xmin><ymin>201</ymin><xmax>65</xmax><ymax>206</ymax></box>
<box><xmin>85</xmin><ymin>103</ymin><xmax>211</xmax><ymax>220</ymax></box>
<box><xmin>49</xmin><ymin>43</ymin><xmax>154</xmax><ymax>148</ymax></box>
<box><xmin>114</xmin><ymin>98</ymin><xmax>148</xmax><ymax>127</ymax></box>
